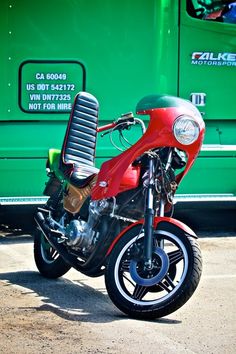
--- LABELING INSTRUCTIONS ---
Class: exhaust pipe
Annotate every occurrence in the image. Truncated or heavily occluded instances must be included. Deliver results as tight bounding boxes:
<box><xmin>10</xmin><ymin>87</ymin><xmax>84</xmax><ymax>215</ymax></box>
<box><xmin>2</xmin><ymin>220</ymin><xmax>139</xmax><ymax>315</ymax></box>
<box><xmin>35</xmin><ymin>211</ymin><xmax>80</xmax><ymax>270</ymax></box>
<box><xmin>35</xmin><ymin>211</ymin><xmax>50</xmax><ymax>233</ymax></box>
<box><xmin>34</xmin><ymin>211</ymin><xmax>103</xmax><ymax>276</ymax></box>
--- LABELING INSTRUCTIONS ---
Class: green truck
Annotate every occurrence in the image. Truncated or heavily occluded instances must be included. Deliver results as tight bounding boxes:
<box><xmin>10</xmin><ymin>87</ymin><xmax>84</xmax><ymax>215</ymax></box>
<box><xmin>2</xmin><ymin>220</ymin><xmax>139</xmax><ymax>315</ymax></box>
<box><xmin>0</xmin><ymin>0</ymin><xmax>236</xmax><ymax>210</ymax></box>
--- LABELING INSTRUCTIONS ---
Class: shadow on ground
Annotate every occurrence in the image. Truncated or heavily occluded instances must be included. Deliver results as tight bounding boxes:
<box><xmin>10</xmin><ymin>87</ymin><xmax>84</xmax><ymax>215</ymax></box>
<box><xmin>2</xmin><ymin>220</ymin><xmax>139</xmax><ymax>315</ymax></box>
<box><xmin>0</xmin><ymin>270</ymin><xmax>181</xmax><ymax>325</ymax></box>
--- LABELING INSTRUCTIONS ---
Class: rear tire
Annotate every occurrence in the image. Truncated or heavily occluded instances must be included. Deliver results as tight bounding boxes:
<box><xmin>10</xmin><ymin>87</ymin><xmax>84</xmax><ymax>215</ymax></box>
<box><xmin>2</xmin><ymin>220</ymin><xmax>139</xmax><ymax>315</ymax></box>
<box><xmin>105</xmin><ymin>225</ymin><xmax>202</xmax><ymax>319</ymax></box>
<box><xmin>34</xmin><ymin>229</ymin><xmax>71</xmax><ymax>279</ymax></box>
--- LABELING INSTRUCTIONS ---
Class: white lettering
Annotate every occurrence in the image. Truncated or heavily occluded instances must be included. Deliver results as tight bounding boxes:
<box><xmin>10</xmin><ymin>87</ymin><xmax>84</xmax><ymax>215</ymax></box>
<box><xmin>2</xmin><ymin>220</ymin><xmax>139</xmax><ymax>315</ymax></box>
<box><xmin>46</xmin><ymin>73</ymin><xmax>67</xmax><ymax>80</ymax></box>
<box><xmin>43</xmin><ymin>103</ymin><xmax>56</xmax><ymax>110</ymax></box>
<box><xmin>191</xmin><ymin>51</ymin><xmax>236</xmax><ymax>66</ymax></box>
<box><xmin>199</xmin><ymin>52</ymin><xmax>210</xmax><ymax>60</ymax></box>
<box><xmin>50</xmin><ymin>83</ymin><xmax>75</xmax><ymax>91</ymax></box>
<box><xmin>209</xmin><ymin>53</ymin><xmax>219</xmax><ymax>60</ymax></box>
<box><xmin>26</xmin><ymin>84</ymin><xmax>35</xmax><ymax>90</ymax></box>
<box><xmin>36</xmin><ymin>73</ymin><xmax>45</xmax><ymax>80</ymax></box>
<box><xmin>41</xmin><ymin>94</ymin><xmax>71</xmax><ymax>101</ymax></box>
<box><xmin>192</xmin><ymin>52</ymin><xmax>203</xmax><ymax>60</ymax></box>
<box><xmin>217</xmin><ymin>53</ymin><xmax>228</xmax><ymax>61</ymax></box>
<box><xmin>29</xmin><ymin>94</ymin><xmax>41</xmax><ymax>100</ymax></box>
<box><xmin>29</xmin><ymin>103</ymin><xmax>41</xmax><ymax>109</ymax></box>
<box><xmin>227</xmin><ymin>53</ymin><xmax>236</xmax><ymax>61</ymax></box>
<box><xmin>57</xmin><ymin>103</ymin><xmax>72</xmax><ymax>110</ymax></box>
<box><xmin>36</xmin><ymin>84</ymin><xmax>50</xmax><ymax>90</ymax></box>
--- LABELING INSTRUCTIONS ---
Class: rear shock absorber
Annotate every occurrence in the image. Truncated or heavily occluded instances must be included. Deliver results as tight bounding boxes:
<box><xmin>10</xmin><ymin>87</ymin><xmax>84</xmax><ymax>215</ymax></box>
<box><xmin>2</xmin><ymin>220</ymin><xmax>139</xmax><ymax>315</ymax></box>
<box><xmin>45</xmin><ymin>176</ymin><xmax>63</xmax><ymax>211</ymax></box>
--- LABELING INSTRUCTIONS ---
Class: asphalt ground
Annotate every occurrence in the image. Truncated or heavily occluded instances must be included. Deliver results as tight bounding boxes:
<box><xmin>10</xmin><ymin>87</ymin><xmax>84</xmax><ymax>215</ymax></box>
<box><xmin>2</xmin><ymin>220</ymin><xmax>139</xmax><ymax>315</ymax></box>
<box><xmin>0</xmin><ymin>203</ymin><xmax>235</xmax><ymax>353</ymax></box>
<box><xmin>0</xmin><ymin>229</ymin><xmax>235</xmax><ymax>354</ymax></box>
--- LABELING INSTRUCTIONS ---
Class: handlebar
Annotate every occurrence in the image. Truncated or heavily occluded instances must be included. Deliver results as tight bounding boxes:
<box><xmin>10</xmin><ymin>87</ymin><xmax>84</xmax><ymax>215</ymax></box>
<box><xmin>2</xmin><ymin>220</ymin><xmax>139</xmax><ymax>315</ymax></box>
<box><xmin>97</xmin><ymin>112</ymin><xmax>146</xmax><ymax>136</ymax></box>
<box><xmin>97</xmin><ymin>122</ymin><xmax>116</xmax><ymax>133</ymax></box>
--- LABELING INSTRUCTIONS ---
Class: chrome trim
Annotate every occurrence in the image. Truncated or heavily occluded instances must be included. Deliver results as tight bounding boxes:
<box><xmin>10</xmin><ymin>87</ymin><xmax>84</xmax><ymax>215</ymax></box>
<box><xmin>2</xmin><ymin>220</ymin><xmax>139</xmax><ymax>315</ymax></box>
<box><xmin>0</xmin><ymin>196</ymin><xmax>49</xmax><ymax>205</ymax></box>
<box><xmin>175</xmin><ymin>194</ymin><xmax>236</xmax><ymax>203</ymax></box>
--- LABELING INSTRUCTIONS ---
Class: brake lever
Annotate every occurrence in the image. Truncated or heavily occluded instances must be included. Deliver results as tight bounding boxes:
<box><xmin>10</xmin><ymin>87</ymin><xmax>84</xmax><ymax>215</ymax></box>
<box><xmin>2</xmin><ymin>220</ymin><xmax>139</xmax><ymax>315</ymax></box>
<box><xmin>116</xmin><ymin>112</ymin><xmax>135</xmax><ymax>125</ymax></box>
<box><xmin>101</xmin><ymin>130</ymin><xmax>111</xmax><ymax>137</ymax></box>
<box><xmin>100</xmin><ymin>123</ymin><xmax>128</xmax><ymax>137</ymax></box>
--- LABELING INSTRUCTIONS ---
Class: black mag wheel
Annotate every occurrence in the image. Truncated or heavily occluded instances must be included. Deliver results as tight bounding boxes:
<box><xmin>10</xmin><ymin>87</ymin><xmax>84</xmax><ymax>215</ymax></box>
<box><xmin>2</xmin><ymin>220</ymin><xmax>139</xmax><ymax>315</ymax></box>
<box><xmin>34</xmin><ymin>194</ymin><xmax>71</xmax><ymax>279</ymax></box>
<box><xmin>105</xmin><ymin>225</ymin><xmax>202</xmax><ymax>320</ymax></box>
<box><xmin>34</xmin><ymin>229</ymin><xmax>71</xmax><ymax>278</ymax></box>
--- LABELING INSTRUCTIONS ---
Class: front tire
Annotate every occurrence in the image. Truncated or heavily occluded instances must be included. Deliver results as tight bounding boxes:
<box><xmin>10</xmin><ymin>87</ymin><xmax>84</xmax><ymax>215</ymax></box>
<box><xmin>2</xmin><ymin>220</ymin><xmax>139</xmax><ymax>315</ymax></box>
<box><xmin>34</xmin><ymin>229</ymin><xmax>71</xmax><ymax>279</ymax></box>
<box><xmin>105</xmin><ymin>225</ymin><xmax>202</xmax><ymax>319</ymax></box>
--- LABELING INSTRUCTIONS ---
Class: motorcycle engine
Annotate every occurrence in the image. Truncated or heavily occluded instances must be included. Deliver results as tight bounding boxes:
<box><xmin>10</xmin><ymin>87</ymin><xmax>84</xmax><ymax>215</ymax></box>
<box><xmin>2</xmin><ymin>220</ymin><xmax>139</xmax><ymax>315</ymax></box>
<box><xmin>63</xmin><ymin>186</ymin><xmax>146</xmax><ymax>254</ymax></box>
<box><xmin>65</xmin><ymin>219</ymin><xmax>89</xmax><ymax>248</ymax></box>
<box><xmin>65</xmin><ymin>199</ymin><xmax>110</xmax><ymax>253</ymax></box>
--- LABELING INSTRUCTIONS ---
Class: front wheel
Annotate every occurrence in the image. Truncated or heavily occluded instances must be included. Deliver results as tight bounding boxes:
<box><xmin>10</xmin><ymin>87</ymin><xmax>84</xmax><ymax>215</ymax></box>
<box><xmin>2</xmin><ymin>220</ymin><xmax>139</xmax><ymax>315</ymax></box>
<box><xmin>105</xmin><ymin>225</ymin><xmax>202</xmax><ymax>319</ymax></box>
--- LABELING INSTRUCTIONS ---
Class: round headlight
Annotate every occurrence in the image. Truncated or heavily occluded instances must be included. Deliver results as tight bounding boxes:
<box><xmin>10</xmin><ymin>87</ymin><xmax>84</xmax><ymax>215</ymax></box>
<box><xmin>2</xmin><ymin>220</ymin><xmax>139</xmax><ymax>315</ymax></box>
<box><xmin>173</xmin><ymin>116</ymin><xmax>200</xmax><ymax>145</ymax></box>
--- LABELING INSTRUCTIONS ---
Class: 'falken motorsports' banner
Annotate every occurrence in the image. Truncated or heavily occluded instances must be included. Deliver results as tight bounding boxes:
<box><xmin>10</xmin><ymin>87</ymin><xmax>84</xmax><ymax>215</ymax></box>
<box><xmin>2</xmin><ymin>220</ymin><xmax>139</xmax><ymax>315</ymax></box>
<box><xmin>191</xmin><ymin>52</ymin><xmax>236</xmax><ymax>66</ymax></box>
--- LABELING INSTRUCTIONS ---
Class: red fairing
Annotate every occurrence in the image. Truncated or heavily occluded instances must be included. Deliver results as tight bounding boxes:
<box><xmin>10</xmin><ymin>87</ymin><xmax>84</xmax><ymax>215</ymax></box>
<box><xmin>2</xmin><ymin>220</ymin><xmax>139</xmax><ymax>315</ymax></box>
<box><xmin>119</xmin><ymin>164</ymin><xmax>141</xmax><ymax>192</ymax></box>
<box><xmin>106</xmin><ymin>216</ymin><xmax>196</xmax><ymax>256</ymax></box>
<box><xmin>91</xmin><ymin>106</ymin><xmax>205</xmax><ymax>200</ymax></box>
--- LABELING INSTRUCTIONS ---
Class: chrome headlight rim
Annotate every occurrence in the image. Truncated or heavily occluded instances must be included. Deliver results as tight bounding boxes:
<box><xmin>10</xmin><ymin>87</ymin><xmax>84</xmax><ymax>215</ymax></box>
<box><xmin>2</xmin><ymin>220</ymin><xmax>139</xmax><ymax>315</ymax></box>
<box><xmin>173</xmin><ymin>115</ymin><xmax>200</xmax><ymax>146</ymax></box>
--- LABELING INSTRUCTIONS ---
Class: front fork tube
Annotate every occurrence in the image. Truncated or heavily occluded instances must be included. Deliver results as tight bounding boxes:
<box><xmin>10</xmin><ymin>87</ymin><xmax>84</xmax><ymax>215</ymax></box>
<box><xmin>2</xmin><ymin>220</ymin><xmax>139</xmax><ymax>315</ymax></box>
<box><xmin>143</xmin><ymin>149</ymin><xmax>174</xmax><ymax>265</ymax></box>
<box><xmin>143</xmin><ymin>158</ymin><xmax>155</xmax><ymax>269</ymax></box>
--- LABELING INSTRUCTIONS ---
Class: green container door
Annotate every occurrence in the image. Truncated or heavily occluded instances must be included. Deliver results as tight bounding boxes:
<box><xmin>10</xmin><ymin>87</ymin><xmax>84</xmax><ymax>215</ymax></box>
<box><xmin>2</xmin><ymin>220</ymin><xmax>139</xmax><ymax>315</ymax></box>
<box><xmin>179</xmin><ymin>1</ymin><xmax>236</xmax><ymax>122</ymax></box>
<box><xmin>177</xmin><ymin>1</ymin><xmax>236</xmax><ymax>198</ymax></box>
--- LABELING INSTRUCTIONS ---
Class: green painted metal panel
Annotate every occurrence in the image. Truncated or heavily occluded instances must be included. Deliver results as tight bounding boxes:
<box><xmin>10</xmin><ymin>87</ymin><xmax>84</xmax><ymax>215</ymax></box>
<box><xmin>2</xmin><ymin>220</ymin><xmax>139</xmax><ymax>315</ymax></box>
<box><xmin>0</xmin><ymin>121</ymin><xmax>66</xmax><ymax>158</ymax></box>
<box><xmin>0</xmin><ymin>156</ymin><xmax>107</xmax><ymax>197</ymax></box>
<box><xmin>202</xmin><ymin>121</ymin><xmax>236</xmax><ymax>145</ymax></box>
<box><xmin>1</xmin><ymin>0</ymin><xmax>179</xmax><ymax>121</ymax></box>
<box><xmin>179</xmin><ymin>1</ymin><xmax>236</xmax><ymax>121</ymax></box>
<box><xmin>0</xmin><ymin>0</ymin><xmax>235</xmax><ymax>198</ymax></box>
<box><xmin>0</xmin><ymin>158</ymin><xmax>46</xmax><ymax>197</ymax></box>
<box><xmin>178</xmin><ymin>156</ymin><xmax>236</xmax><ymax>194</ymax></box>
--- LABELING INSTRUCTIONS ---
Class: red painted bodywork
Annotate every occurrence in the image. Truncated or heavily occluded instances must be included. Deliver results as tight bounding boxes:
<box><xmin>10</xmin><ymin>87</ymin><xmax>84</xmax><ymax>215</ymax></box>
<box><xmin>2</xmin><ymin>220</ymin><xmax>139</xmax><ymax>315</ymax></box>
<box><xmin>119</xmin><ymin>164</ymin><xmax>141</xmax><ymax>192</ymax></box>
<box><xmin>92</xmin><ymin>105</ymin><xmax>205</xmax><ymax>200</ymax></box>
<box><xmin>106</xmin><ymin>216</ymin><xmax>196</xmax><ymax>256</ymax></box>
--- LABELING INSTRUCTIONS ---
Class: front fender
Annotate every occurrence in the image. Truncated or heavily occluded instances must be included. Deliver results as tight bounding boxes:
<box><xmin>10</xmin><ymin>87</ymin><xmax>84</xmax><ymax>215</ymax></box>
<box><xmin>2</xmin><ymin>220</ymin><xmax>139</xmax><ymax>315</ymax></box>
<box><xmin>154</xmin><ymin>217</ymin><xmax>197</xmax><ymax>238</ymax></box>
<box><xmin>106</xmin><ymin>216</ymin><xmax>197</xmax><ymax>256</ymax></box>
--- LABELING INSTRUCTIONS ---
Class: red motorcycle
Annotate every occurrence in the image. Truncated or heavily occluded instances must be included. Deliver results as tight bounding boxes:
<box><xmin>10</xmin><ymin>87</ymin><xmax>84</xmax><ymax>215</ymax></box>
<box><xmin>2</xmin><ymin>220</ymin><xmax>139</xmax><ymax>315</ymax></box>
<box><xmin>34</xmin><ymin>91</ymin><xmax>205</xmax><ymax>319</ymax></box>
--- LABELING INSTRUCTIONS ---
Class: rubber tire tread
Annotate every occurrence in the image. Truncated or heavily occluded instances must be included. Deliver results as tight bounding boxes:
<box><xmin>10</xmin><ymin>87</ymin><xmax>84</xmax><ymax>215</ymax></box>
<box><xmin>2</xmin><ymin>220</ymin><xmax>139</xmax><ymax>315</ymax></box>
<box><xmin>34</xmin><ymin>229</ymin><xmax>71</xmax><ymax>279</ymax></box>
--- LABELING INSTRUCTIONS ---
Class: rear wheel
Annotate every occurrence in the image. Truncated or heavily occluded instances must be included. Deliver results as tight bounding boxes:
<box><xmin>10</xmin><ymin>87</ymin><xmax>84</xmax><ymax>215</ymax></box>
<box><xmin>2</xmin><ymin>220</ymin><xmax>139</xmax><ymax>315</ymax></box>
<box><xmin>105</xmin><ymin>225</ymin><xmax>202</xmax><ymax>319</ymax></box>
<box><xmin>34</xmin><ymin>229</ymin><xmax>71</xmax><ymax>278</ymax></box>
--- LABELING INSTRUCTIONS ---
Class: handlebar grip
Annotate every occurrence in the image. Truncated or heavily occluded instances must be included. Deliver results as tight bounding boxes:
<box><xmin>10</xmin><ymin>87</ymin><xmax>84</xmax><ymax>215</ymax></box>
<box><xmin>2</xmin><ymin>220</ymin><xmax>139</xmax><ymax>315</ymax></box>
<box><xmin>97</xmin><ymin>122</ymin><xmax>116</xmax><ymax>133</ymax></box>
